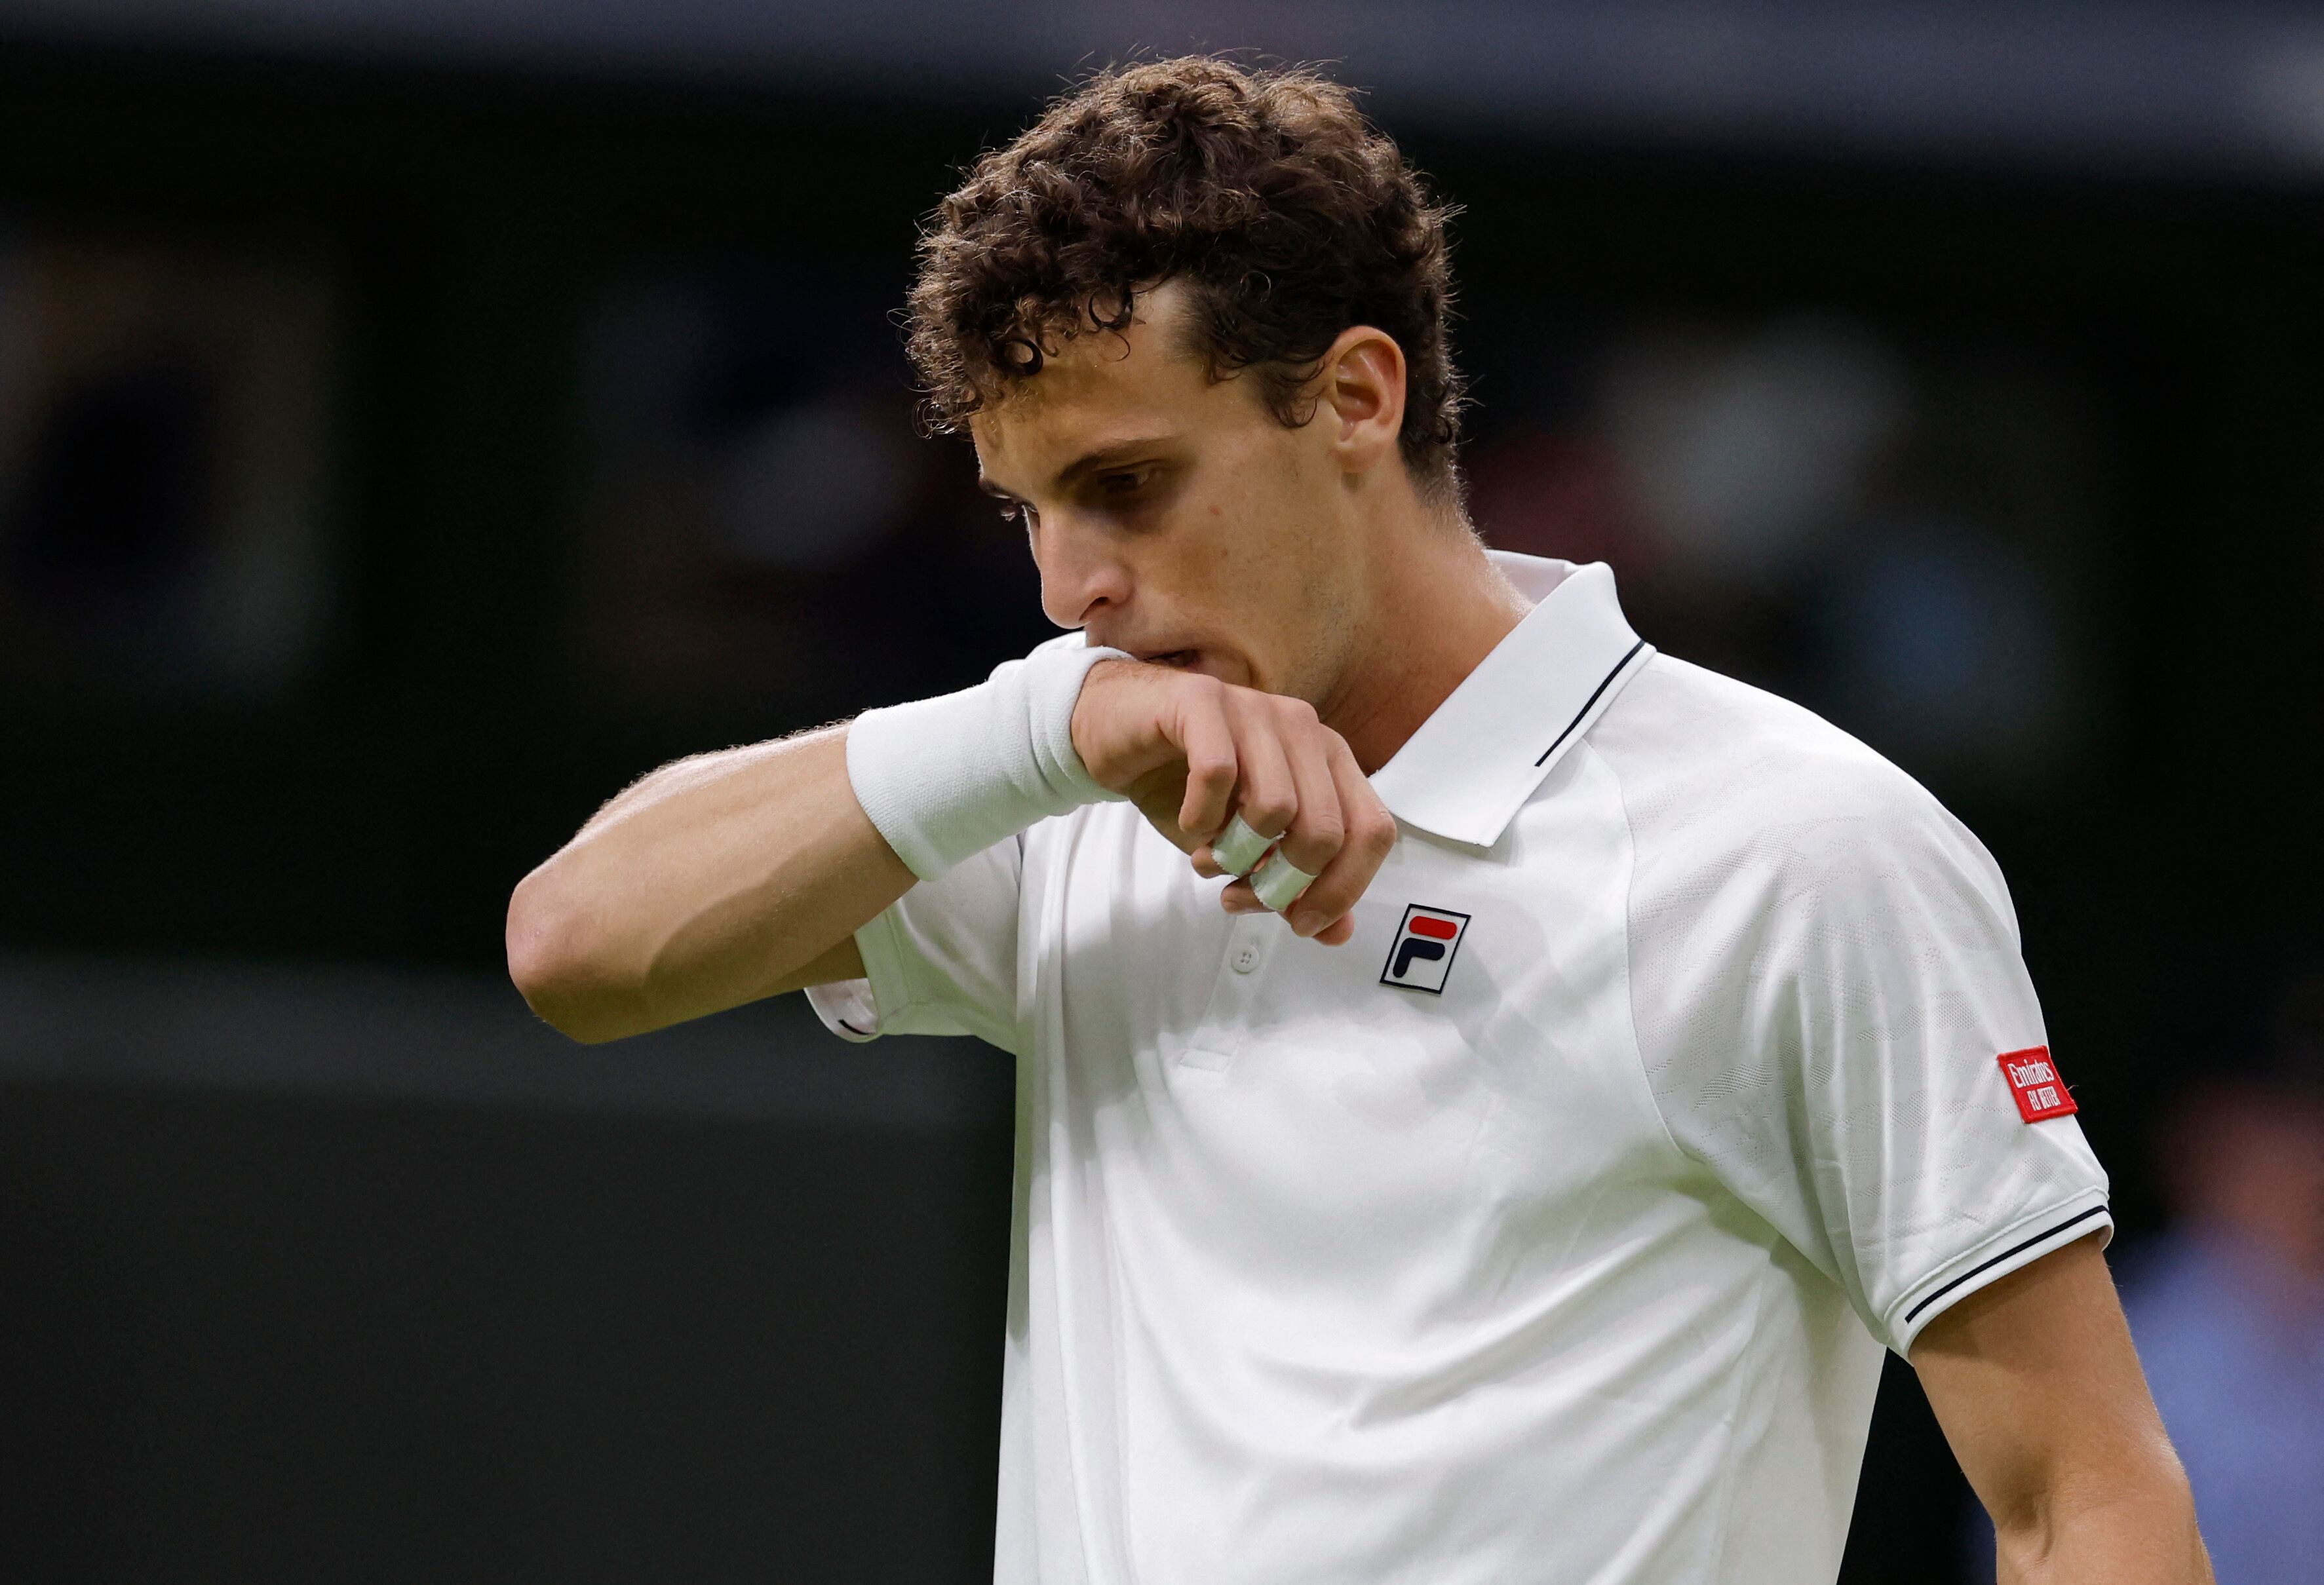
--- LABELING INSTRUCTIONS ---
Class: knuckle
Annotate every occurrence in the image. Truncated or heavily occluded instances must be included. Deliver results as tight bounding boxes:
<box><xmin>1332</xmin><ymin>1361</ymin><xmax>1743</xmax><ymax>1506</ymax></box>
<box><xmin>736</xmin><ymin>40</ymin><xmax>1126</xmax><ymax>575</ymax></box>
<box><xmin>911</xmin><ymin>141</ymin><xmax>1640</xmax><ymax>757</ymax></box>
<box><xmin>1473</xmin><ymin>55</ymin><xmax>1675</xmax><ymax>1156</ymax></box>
<box><xmin>1173</xmin><ymin>676</ymin><xmax>1226</xmax><ymax>722</ymax></box>
<box><xmin>1295</xmin><ymin>814</ymin><xmax>1346</xmax><ymax>854</ymax></box>
<box><xmin>1243</xmin><ymin>792</ymin><xmax>1296</xmax><ymax>832</ymax></box>
<box><xmin>1216</xmin><ymin>679</ymin><xmax>1260</xmax><ymax>717</ymax></box>
<box><xmin>1281</xmin><ymin>843</ymin><xmax>1335</xmax><ymax>877</ymax></box>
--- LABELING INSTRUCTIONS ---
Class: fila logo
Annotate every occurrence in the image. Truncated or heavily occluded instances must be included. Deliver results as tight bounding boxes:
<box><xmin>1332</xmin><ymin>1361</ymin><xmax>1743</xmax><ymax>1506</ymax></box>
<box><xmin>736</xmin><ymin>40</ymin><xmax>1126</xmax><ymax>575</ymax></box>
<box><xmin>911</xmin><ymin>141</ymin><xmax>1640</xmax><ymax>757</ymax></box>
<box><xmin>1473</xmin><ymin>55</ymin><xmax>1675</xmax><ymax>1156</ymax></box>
<box><xmin>1381</xmin><ymin>904</ymin><xmax>1471</xmax><ymax>994</ymax></box>
<box><xmin>1998</xmin><ymin>1045</ymin><xmax>2078</xmax><ymax>1123</ymax></box>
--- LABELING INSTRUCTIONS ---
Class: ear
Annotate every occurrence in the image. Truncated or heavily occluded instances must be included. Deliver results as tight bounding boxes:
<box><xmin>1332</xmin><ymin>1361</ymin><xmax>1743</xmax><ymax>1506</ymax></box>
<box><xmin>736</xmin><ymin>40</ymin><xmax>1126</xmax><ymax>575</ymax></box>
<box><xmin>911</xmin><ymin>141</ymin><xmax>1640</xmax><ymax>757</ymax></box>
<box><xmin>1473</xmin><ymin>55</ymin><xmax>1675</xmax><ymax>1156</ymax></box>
<box><xmin>1315</xmin><ymin>326</ymin><xmax>1408</xmax><ymax>478</ymax></box>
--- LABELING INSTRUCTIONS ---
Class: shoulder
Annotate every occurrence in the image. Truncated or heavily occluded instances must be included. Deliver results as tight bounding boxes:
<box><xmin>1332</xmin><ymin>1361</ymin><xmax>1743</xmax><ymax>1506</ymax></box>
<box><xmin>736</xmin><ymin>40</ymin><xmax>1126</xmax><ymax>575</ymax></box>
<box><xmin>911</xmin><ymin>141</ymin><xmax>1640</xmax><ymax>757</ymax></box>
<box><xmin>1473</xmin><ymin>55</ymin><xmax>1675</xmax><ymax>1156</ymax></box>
<box><xmin>1591</xmin><ymin>653</ymin><xmax>1929</xmax><ymax>828</ymax></box>
<box><xmin>1589</xmin><ymin>654</ymin><xmax>2007</xmax><ymax>917</ymax></box>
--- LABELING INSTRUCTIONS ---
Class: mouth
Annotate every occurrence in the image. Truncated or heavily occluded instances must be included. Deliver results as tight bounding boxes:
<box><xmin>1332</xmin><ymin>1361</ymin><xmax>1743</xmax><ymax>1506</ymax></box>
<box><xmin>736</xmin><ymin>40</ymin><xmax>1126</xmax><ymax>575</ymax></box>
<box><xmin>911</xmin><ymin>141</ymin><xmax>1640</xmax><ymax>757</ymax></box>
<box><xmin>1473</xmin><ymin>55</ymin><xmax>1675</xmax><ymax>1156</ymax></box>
<box><xmin>1094</xmin><ymin>631</ymin><xmax>1230</xmax><ymax>679</ymax></box>
<box><xmin>1139</xmin><ymin>647</ymin><xmax>1245</xmax><ymax>687</ymax></box>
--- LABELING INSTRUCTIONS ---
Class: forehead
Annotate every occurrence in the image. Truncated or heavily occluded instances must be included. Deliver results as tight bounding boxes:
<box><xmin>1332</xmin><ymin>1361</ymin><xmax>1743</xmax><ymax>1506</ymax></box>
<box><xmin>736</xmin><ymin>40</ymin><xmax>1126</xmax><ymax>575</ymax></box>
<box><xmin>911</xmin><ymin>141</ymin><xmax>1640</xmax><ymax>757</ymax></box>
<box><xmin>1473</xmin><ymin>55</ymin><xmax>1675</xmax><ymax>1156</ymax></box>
<box><xmin>969</xmin><ymin>285</ymin><xmax>1226</xmax><ymax>480</ymax></box>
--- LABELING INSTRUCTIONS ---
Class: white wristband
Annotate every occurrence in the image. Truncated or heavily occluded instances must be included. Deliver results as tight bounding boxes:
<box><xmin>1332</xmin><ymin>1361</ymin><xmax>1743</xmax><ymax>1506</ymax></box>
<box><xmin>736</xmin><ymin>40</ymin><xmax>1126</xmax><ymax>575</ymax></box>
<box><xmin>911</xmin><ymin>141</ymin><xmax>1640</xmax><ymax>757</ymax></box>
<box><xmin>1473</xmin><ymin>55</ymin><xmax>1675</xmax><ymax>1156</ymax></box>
<box><xmin>846</xmin><ymin>636</ymin><xmax>1131</xmax><ymax>880</ymax></box>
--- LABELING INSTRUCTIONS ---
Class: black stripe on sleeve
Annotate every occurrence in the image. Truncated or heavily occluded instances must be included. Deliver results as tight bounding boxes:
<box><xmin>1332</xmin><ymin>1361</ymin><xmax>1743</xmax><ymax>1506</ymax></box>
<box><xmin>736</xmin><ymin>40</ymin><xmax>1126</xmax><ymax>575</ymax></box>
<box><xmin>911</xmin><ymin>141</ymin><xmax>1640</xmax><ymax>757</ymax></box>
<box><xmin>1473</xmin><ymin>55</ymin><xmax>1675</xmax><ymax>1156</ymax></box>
<box><xmin>1902</xmin><ymin>1204</ymin><xmax>2110</xmax><ymax>1326</ymax></box>
<box><xmin>1535</xmin><ymin>640</ymin><xmax>1648</xmax><ymax>768</ymax></box>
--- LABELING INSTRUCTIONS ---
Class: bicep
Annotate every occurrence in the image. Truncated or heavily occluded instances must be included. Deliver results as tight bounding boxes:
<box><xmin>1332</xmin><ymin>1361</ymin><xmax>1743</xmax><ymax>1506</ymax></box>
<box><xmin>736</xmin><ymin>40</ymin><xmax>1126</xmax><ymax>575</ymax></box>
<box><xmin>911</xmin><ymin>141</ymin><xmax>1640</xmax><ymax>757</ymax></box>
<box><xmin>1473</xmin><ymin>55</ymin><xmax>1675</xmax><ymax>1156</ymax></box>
<box><xmin>1913</xmin><ymin>1235</ymin><xmax>2173</xmax><ymax>1533</ymax></box>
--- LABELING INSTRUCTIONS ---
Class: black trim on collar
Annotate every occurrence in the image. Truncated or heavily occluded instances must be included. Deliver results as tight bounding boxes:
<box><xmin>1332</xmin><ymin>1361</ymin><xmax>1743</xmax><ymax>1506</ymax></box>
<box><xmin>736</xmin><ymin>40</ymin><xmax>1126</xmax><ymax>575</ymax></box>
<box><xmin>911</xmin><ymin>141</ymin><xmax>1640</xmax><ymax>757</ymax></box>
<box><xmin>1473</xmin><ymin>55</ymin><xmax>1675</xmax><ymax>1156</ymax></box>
<box><xmin>1902</xmin><ymin>1204</ymin><xmax>2109</xmax><ymax>1325</ymax></box>
<box><xmin>1535</xmin><ymin>638</ymin><xmax>1649</xmax><ymax>768</ymax></box>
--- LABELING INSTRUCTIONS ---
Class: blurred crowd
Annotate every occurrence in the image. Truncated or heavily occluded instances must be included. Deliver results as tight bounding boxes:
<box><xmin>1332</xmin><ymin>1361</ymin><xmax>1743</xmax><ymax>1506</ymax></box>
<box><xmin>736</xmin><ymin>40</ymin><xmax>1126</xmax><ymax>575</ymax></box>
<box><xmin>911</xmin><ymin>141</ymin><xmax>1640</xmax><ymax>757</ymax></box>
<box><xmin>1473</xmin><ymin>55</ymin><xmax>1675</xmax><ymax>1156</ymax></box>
<box><xmin>0</xmin><ymin>229</ymin><xmax>336</xmax><ymax>710</ymax></box>
<box><xmin>2092</xmin><ymin>973</ymin><xmax>2324</xmax><ymax>1582</ymax></box>
<box><xmin>1</xmin><ymin>223</ymin><xmax>2099</xmax><ymax>792</ymax></box>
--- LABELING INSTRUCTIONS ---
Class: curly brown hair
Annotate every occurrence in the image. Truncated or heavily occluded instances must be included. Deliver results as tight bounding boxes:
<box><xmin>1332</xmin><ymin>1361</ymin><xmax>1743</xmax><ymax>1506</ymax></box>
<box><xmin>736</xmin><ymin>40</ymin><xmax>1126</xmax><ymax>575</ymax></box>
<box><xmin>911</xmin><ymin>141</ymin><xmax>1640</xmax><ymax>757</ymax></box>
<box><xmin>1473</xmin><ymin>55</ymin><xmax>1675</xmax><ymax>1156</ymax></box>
<box><xmin>906</xmin><ymin>58</ymin><xmax>1467</xmax><ymax>502</ymax></box>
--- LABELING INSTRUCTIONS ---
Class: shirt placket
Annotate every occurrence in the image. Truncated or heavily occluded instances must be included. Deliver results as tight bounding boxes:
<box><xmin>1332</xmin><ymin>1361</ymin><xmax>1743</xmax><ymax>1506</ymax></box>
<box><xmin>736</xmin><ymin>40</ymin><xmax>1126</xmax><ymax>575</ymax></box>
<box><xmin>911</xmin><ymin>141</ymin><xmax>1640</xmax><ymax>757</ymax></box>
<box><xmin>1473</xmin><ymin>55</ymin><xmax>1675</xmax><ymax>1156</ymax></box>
<box><xmin>1174</xmin><ymin>911</ymin><xmax>1279</xmax><ymax>1072</ymax></box>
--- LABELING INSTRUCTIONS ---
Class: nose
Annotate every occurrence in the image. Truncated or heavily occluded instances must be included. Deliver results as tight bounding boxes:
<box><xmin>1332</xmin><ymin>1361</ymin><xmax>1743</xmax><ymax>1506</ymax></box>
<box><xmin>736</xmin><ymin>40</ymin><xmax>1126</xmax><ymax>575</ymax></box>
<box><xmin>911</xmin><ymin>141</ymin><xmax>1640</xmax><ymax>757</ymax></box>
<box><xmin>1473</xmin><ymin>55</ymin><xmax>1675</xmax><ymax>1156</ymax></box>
<box><xmin>1032</xmin><ymin>514</ymin><xmax>1134</xmax><ymax>632</ymax></box>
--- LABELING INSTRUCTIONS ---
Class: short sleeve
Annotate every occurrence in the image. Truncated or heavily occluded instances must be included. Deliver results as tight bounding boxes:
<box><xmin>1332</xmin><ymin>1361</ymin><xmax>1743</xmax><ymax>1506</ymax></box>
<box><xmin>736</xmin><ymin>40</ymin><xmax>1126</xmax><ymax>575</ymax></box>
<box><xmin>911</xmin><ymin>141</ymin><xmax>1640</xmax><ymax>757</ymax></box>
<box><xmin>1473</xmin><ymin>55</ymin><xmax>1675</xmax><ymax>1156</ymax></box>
<box><xmin>1625</xmin><ymin>752</ymin><xmax>2110</xmax><ymax>1356</ymax></box>
<box><xmin>805</xmin><ymin>834</ymin><xmax>1026</xmax><ymax>1054</ymax></box>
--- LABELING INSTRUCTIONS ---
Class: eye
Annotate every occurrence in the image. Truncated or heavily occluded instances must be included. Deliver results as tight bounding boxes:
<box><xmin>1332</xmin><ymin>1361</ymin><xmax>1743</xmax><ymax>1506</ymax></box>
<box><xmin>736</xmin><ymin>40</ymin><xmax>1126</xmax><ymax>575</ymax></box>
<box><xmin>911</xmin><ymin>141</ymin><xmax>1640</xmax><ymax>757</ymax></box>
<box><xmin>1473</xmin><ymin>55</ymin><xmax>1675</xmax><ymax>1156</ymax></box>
<box><xmin>1097</xmin><ymin>468</ymin><xmax>1148</xmax><ymax>497</ymax></box>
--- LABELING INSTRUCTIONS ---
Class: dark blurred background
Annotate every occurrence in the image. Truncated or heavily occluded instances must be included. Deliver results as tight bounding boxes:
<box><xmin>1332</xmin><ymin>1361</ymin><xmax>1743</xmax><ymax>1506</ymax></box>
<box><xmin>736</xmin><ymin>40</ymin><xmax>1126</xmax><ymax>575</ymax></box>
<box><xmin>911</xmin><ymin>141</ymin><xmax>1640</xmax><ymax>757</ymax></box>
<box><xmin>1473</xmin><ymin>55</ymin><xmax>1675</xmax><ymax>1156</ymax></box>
<box><xmin>1</xmin><ymin>3</ymin><xmax>2319</xmax><ymax>1581</ymax></box>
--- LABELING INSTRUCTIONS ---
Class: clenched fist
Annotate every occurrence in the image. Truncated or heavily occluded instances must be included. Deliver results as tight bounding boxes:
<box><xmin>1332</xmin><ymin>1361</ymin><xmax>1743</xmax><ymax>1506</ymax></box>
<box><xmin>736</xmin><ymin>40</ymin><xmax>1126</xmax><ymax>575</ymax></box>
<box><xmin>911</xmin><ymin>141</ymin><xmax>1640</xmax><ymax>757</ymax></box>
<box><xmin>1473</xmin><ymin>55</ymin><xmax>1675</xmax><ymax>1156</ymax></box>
<box><xmin>1070</xmin><ymin>659</ymin><xmax>1397</xmax><ymax>945</ymax></box>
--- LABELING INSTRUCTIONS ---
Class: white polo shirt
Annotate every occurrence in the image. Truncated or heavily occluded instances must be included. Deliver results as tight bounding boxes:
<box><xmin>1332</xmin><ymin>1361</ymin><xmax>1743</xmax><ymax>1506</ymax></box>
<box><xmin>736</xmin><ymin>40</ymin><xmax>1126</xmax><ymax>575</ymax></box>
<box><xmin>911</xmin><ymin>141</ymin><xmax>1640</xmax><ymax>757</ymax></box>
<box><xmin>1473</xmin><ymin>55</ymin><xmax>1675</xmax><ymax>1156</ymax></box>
<box><xmin>809</xmin><ymin>552</ymin><xmax>2110</xmax><ymax>1585</ymax></box>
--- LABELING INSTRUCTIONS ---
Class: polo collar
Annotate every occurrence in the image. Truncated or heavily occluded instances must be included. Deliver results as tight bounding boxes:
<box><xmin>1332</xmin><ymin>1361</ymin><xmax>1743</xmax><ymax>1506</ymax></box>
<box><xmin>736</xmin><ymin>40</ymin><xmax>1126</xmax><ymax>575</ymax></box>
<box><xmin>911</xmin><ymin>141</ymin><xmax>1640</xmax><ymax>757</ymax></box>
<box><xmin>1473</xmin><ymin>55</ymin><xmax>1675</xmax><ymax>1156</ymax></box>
<box><xmin>1370</xmin><ymin>554</ymin><xmax>1653</xmax><ymax>848</ymax></box>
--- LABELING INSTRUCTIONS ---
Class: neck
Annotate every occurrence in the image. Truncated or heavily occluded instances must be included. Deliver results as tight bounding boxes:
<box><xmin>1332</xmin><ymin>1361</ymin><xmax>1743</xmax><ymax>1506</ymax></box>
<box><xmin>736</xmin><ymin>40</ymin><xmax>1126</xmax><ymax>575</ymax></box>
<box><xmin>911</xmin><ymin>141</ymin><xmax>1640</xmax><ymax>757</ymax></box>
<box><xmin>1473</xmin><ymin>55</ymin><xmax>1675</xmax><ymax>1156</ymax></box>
<box><xmin>1318</xmin><ymin>502</ymin><xmax>1530</xmax><ymax>774</ymax></box>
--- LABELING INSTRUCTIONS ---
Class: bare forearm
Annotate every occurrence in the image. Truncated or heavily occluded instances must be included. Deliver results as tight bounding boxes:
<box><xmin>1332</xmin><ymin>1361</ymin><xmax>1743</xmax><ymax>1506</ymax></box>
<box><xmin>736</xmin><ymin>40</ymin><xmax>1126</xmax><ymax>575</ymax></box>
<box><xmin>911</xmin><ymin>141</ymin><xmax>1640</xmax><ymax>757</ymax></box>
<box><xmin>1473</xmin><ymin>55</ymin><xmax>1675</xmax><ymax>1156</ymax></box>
<box><xmin>506</xmin><ymin>725</ymin><xmax>910</xmax><ymax>1042</ymax></box>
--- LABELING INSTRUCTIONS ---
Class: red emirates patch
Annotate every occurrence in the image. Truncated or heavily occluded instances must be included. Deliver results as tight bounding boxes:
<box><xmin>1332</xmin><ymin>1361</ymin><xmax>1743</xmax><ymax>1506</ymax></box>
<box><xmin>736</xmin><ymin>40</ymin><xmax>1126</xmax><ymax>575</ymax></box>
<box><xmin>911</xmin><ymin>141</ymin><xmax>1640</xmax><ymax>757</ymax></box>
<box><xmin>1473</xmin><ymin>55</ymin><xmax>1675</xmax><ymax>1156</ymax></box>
<box><xmin>1998</xmin><ymin>1046</ymin><xmax>2078</xmax><ymax>1123</ymax></box>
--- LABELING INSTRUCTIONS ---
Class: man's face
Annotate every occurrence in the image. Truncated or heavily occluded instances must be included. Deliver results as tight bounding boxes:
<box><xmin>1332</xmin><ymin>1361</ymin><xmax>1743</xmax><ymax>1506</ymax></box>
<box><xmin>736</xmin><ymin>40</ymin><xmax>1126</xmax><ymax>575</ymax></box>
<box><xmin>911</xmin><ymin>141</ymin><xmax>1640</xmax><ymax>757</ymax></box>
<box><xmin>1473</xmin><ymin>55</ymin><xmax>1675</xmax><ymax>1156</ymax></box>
<box><xmin>969</xmin><ymin>282</ymin><xmax>1363</xmax><ymax>704</ymax></box>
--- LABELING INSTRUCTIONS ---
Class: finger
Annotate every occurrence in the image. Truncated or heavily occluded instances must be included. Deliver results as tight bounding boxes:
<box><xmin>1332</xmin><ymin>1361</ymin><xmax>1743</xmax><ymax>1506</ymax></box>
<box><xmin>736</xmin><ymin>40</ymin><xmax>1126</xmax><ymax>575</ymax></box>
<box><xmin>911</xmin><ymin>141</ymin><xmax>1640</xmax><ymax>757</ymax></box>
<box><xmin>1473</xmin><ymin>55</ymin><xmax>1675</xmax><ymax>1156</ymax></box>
<box><xmin>1171</xmin><ymin>677</ymin><xmax>1239</xmax><ymax>842</ymax></box>
<box><xmin>1220</xmin><ymin>878</ymin><xmax>1264</xmax><ymax>913</ymax></box>
<box><xmin>1220</xmin><ymin>690</ymin><xmax>1298</xmax><ymax>845</ymax></box>
<box><xmin>1281</xmin><ymin>738</ymin><xmax>1397</xmax><ymax>941</ymax></box>
<box><xmin>1269</xmin><ymin>701</ymin><xmax>1346</xmax><ymax>880</ymax></box>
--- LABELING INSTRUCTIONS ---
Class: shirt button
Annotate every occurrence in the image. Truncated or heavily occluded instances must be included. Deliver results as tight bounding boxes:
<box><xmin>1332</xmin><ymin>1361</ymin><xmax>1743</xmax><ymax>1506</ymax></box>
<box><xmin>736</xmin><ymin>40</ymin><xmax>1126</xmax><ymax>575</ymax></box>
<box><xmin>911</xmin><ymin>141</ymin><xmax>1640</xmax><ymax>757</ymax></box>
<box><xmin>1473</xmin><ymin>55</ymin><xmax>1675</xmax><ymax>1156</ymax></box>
<box><xmin>1231</xmin><ymin>943</ymin><xmax>1261</xmax><ymax>974</ymax></box>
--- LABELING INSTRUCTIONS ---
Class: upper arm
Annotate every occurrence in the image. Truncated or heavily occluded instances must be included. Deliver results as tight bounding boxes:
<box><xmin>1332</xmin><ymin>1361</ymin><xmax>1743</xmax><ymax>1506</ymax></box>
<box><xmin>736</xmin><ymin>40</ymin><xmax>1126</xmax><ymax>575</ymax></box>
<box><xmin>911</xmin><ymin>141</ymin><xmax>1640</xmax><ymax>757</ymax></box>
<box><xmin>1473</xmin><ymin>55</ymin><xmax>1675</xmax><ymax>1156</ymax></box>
<box><xmin>1914</xmin><ymin>1235</ymin><xmax>2205</xmax><ymax>1576</ymax></box>
<box><xmin>773</xmin><ymin>935</ymin><xmax>866</xmax><ymax>994</ymax></box>
<box><xmin>510</xmin><ymin>723</ymin><xmax>913</xmax><ymax>1042</ymax></box>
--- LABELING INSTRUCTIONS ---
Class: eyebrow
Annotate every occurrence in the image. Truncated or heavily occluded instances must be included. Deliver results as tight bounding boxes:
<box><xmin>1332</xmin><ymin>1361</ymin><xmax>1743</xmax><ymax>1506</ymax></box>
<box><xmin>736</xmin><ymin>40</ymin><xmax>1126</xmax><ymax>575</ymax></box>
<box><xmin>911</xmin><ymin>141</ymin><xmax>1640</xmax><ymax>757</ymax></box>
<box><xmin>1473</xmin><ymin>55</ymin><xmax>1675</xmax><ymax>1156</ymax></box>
<box><xmin>978</xmin><ymin>434</ymin><xmax>1177</xmax><ymax>503</ymax></box>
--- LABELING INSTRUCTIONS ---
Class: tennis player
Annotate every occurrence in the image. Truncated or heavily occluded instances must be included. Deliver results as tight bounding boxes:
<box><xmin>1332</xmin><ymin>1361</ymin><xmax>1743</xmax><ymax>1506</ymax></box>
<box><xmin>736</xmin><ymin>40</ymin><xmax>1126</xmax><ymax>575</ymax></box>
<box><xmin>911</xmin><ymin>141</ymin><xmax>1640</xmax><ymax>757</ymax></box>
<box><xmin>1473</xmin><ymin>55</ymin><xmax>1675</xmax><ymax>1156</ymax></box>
<box><xmin>509</xmin><ymin>58</ymin><xmax>2209</xmax><ymax>1585</ymax></box>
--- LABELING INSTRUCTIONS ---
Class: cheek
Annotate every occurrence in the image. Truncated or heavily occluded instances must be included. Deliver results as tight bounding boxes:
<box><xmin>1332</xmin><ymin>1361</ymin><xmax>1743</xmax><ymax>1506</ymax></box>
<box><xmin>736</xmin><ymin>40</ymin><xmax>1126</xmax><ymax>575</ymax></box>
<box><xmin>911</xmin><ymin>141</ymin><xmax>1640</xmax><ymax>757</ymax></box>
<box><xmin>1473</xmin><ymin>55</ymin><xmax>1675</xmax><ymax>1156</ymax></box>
<box><xmin>1153</xmin><ymin>430</ymin><xmax>1330</xmax><ymax>643</ymax></box>
<box><xmin>1166</xmin><ymin>510</ymin><xmax>1283</xmax><ymax>622</ymax></box>
<box><xmin>1196</xmin><ymin>467</ymin><xmax>1307</xmax><ymax>582</ymax></box>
